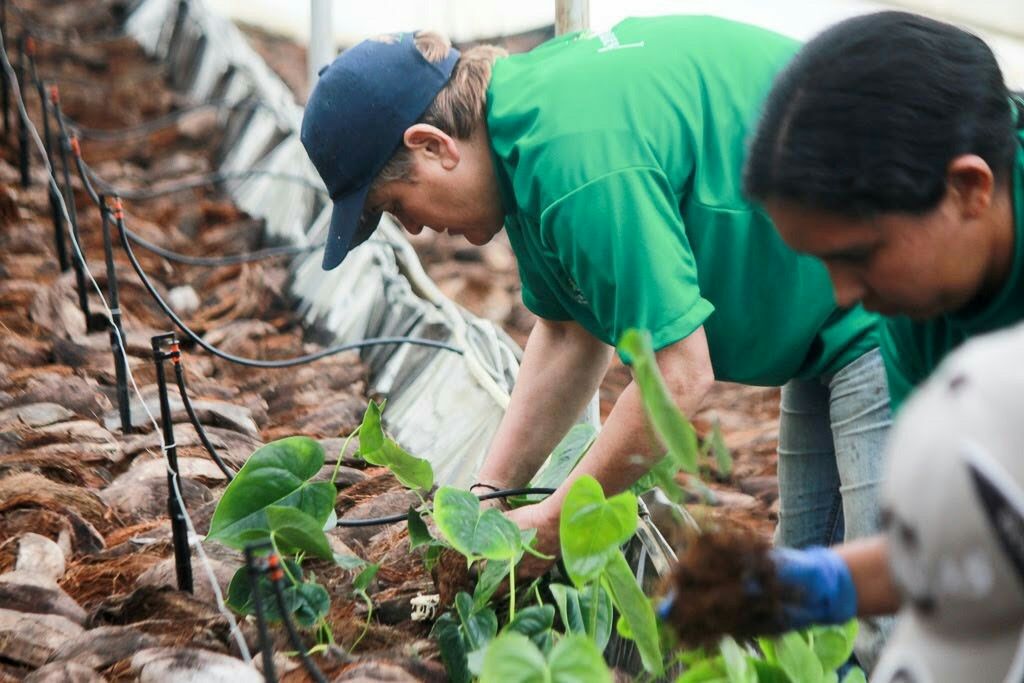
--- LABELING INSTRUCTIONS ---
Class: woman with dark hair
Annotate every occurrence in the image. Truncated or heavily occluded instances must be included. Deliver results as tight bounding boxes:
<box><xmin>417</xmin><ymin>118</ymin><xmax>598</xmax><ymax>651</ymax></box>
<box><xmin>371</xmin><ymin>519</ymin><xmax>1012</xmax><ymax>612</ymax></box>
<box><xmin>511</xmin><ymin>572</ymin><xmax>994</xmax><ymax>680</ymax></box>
<box><xmin>745</xmin><ymin>10</ymin><xmax>1024</xmax><ymax>412</ymax></box>
<box><xmin>667</xmin><ymin>10</ymin><xmax>1024</xmax><ymax>679</ymax></box>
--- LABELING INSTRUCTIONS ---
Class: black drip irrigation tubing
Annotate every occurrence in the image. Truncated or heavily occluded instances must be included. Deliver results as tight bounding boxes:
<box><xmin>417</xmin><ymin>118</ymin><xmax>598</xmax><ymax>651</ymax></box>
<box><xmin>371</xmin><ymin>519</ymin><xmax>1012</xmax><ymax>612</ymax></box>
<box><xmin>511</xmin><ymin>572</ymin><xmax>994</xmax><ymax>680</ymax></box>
<box><xmin>59</xmin><ymin>98</ymin><xmax>268</xmax><ymax>141</ymax></box>
<box><xmin>83</xmin><ymin>162</ymin><xmax>328</xmax><ymax>200</ymax></box>
<box><xmin>126</xmin><ymin>229</ymin><xmax>323</xmax><ymax>267</ymax></box>
<box><xmin>172</xmin><ymin>355</ymin><xmax>236</xmax><ymax>480</ymax></box>
<box><xmin>58</xmin><ymin>97</ymin><xmax>464</xmax><ymax>368</ymax></box>
<box><xmin>335</xmin><ymin>488</ymin><xmax>558</xmax><ymax>527</ymax></box>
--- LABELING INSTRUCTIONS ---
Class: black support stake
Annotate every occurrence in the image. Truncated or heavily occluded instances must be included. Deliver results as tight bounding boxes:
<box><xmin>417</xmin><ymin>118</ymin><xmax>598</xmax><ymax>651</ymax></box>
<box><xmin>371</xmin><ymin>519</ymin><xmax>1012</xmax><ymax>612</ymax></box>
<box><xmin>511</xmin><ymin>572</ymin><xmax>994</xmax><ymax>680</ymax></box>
<box><xmin>243</xmin><ymin>545</ymin><xmax>278</xmax><ymax>682</ymax></box>
<box><xmin>32</xmin><ymin>63</ymin><xmax>68</xmax><ymax>271</ymax></box>
<box><xmin>15</xmin><ymin>31</ymin><xmax>27</xmax><ymax>187</ymax></box>
<box><xmin>52</xmin><ymin>104</ymin><xmax>95</xmax><ymax>328</ymax></box>
<box><xmin>152</xmin><ymin>332</ymin><xmax>194</xmax><ymax>594</ymax></box>
<box><xmin>103</xmin><ymin>196</ymin><xmax>131</xmax><ymax>434</ymax></box>
<box><xmin>1</xmin><ymin>0</ymin><xmax>8</xmax><ymax>137</ymax></box>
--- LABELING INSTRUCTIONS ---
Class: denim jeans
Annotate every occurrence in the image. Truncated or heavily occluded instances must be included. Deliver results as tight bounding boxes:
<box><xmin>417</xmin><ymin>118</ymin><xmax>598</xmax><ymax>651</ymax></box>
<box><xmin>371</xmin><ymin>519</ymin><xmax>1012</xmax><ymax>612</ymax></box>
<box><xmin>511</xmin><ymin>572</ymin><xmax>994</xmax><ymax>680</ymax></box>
<box><xmin>775</xmin><ymin>347</ymin><xmax>893</xmax><ymax>670</ymax></box>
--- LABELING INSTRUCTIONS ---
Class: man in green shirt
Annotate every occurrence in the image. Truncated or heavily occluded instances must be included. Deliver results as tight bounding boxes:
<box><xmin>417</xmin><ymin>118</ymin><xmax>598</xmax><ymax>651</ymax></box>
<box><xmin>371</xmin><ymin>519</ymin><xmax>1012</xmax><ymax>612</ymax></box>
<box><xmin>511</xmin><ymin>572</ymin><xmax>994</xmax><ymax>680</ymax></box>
<box><xmin>300</xmin><ymin>18</ymin><xmax>890</xmax><ymax>578</ymax></box>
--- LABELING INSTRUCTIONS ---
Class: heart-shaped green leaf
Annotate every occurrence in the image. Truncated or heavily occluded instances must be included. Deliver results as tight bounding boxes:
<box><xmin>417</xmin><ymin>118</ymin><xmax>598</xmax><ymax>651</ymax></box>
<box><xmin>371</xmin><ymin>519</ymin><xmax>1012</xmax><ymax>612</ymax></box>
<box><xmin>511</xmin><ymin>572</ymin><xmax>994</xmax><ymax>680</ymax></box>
<box><xmin>559</xmin><ymin>476</ymin><xmax>638</xmax><ymax>586</ymax></box>
<box><xmin>407</xmin><ymin>508</ymin><xmax>433</xmax><ymax>549</ymax></box>
<box><xmin>810</xmin><ymin>620</ymin><xmax>859</xmax><ymax>671</ymax></box>
<box><xmin>265</xmin><ymin>505</ymin><xmax>334</xmax><ymax>561</ymax></box>
<box><xmin>433</xmin><ymin>487</ymin><xmax>521</xmax><ymax>561</ymax></box>
<box><xmin>456</xmin><ymin>592</ymin><xmax>498</xmax><ymax>652</ymax></box>
<box><xmin>432</xmin><ymin>613</ymin><xmax>471</xmax><ymax>683</ymax></box>
<box><xmin>226</xmin><ymin>561</ymin><xmax>329</xmax><ymax>627</ymax></box>
<box><xmin>773</xmin><ymin>631</ymin><xmax>825</xmax><ymax>683</ymax></box>
<box><xmin>208</xmin><ymin>437</ymin><xmax>335</xmax><ymax>550</ymax></box>
<box><xmin>479</xmin><ymin>632</ymin><xmax>547</xmax><ymax>683</ymax></box>
<box><xmin>503</xmin><ymin>605</ymin><xmax>555</xmax><ymax>650</ymax></box>
<box><xmin>473</xmin><ymin>559</ymin><xmax>509</xmax><ymax>612</ymax></box>
<box><xmin>547</xmin><ymin>634</ymin><xmax>612</xmax><ymax>683</ymax></box>
<box><xmin>358</xmin><ymin>401</ymin><xmax>433</xmax><ymax>491</ymax></box>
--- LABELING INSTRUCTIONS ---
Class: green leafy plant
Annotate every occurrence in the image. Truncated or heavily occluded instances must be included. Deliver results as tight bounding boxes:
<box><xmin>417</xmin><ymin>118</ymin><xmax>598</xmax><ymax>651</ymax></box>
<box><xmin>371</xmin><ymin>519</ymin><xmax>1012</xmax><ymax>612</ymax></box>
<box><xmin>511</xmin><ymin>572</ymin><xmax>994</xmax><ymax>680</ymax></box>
<box><xmin>479</xmin><ymin>632</ymin><xmax>611</xmax><ymax>683</ymax></box>
<box><xmin>207</xmin><ymin>401</ymin><xmax>434</xmax><ymax>653</ymax></box>
<box><xmin>208</xmin><ymin>437</ymin><xmax>340</xmax><ymax>633</ymax></box>
<box><xmin>358</xmin><ymin>400</ymin><xmax>434</xmax><ymax>494</ymax></box>
<box><xmin>674</xmin><ymin>621</ymin><xmax>864</xmax><ymax>683</ymax></box>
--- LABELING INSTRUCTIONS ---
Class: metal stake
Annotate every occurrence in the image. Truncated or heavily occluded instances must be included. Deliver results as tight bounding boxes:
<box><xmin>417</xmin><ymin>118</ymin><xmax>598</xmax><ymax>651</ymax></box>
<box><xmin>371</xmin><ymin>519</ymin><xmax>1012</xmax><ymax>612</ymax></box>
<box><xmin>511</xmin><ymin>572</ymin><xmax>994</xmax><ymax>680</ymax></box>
<box><xmin>103</xmin><ymin>196</ymin><xmax>131</xmax><ymax>434</ymax></box>
<box><xmin>52</xmin><ymin>103</ymin><xmax>94</xmax><ymax>327</ymax></box>
<box><xmin>152</xmin><ymin>332</ymin><xmax>194</xmax><ymax>594</ymax></box>
<box><xmin>244</xmin><ymin>545</ymin><xmax>278</xmax><ymax>682</ymax></box>
<box><xmin>1</xmin><ymin>0</ymin><xmax>9</xmax><ymax>137</ymax></box>
<box><xmin>27</xmin><ymin>47</ymin><xmax>67</xmax><ymax>270</ymax></box>
<box><xmin>15</xmin><ymin>31</ymin><xmax>27</xmax><ymax>186</ymax></box>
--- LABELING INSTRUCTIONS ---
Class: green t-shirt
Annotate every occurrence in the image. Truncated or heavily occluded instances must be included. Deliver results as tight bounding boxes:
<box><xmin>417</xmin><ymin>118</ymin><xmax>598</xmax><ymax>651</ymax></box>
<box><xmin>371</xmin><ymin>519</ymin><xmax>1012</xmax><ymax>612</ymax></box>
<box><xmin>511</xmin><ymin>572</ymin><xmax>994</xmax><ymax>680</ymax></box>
<box><xmin>486</xmin><ymin>16</ymin><xmax>878</xmax><ymax>386</ymax></box>
<box><xmin>881</xmin><ymin>126</ymin><xmax>1024</xmax><ymax>412</ymax></box>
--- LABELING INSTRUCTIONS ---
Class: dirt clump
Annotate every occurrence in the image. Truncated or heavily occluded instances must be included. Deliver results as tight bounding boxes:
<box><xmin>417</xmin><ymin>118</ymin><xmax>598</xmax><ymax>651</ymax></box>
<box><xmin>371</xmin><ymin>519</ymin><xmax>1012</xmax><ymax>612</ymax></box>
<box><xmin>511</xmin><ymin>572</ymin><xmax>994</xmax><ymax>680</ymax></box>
<box><xmin>665</xmin><ymin>525</ymin><xmax>792</xmax><ymax>646</ymax></box>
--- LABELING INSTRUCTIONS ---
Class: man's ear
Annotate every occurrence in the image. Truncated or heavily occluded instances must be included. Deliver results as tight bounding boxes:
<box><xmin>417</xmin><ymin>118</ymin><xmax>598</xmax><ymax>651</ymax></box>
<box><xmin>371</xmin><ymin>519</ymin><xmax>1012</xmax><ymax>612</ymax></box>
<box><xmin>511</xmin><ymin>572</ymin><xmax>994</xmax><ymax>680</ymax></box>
<box><xmin>946</xmin><ymin>154</ymin><xmax>995</xmax><ymax>220</ymax></box>
<box><xmin>403</xmin><ymin>124</ymin><xmax>460</xmax><ymax>170</ymax></box>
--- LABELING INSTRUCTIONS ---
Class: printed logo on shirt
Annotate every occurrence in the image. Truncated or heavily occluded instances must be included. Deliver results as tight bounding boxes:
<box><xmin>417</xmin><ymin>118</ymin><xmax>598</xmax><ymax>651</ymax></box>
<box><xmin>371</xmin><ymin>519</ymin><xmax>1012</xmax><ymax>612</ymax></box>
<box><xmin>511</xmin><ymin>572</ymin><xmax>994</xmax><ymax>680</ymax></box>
<box><xmin>588</xmin><ymin>29</ymin><xmax>645</xmax><ymax>53</ymax></box>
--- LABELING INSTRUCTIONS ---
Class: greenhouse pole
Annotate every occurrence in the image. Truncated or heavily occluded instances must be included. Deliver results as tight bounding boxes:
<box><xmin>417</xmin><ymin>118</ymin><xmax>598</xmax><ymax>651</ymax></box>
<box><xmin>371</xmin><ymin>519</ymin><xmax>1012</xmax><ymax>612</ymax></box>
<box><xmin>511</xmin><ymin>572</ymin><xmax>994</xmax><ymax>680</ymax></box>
<box><xmin>556</xmin><ymin>0</ymin><xmax>589</xmax><ymax>35</ymax></box>
<box><xmin>308</xmin><ymin>0</ymin><xmax>334</xmax><ymax>90</ymax></box>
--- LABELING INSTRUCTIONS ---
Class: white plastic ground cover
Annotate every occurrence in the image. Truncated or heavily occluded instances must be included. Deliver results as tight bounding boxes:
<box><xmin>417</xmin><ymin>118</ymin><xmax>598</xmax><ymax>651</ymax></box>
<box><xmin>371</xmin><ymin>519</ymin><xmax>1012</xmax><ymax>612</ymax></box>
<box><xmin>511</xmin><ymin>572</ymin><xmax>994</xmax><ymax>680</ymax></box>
<box><xmin>124</xmin><ymin>0</ymin><xmax>597</xmax><ymax>487</ymax></box>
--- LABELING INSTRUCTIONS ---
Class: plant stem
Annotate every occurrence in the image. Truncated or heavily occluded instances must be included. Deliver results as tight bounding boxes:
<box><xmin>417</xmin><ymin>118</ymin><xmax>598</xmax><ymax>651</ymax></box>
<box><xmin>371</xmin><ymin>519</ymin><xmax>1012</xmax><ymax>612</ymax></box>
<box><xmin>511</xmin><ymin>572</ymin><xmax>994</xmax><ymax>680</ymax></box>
<box><xmin>349</xmin><ymin>590</ymin><xmax>373</xmax><ymax>654</ymax></box>
<box><xmin>271</xmin><ymin>534</ymin><xmax>299</xmax><ymax>586</ymax></box>
<box><xmin>588</xmin><ymin>581</ymin><xmax>600</xmax><ymax>639</ymax></box>
<box><xmin>331</xmin><ymin>426</ymin><xmax>361</xmax><ymax>485</ymax></box>
<box><xmin>508</xmin><ymin>562</ymin><xmax>516</xmax><ymax>622</ymax></box>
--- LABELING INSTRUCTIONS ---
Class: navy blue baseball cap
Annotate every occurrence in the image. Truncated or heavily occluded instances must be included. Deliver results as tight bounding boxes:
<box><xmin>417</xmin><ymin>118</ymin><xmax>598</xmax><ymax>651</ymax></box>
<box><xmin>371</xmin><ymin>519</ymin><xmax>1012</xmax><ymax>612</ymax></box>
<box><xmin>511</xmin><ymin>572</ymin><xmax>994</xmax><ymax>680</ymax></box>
<box><xmin>301</xmin><ymin>33</ymin><xmax>460</xmax><ymax>270</ymax></box>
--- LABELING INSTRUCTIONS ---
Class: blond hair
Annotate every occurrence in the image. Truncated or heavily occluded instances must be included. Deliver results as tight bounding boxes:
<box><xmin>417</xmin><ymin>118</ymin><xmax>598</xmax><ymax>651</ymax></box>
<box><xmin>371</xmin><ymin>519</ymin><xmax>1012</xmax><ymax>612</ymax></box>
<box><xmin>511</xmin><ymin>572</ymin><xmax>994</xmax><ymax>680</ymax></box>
<box><xmin>372</xmin><ymin>32</ymin><xmax>506</xmax><ymax>187</ymax></box>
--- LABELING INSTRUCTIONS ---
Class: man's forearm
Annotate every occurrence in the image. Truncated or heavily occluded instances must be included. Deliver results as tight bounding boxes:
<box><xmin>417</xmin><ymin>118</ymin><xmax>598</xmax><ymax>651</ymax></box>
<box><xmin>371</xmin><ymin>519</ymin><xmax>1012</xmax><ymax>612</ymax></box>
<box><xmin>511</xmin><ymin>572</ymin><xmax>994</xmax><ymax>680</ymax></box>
<box><xmin>476</xmin><ymin>319</ymin><xmax>613</xmax><ymax>488</ymax></box>
<box><xmin>543</xmin><ymin>377</ymin><xmax>709</xmax><ymax>511</ymax></box>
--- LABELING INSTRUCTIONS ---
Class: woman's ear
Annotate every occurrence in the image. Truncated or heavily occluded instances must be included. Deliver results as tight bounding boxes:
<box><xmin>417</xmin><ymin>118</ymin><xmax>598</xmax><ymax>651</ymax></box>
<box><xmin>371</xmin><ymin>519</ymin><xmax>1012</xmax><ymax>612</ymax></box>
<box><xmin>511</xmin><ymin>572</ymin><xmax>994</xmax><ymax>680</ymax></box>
<box><xmin>946</xmin><ymin>154</ymin><xmax>995</xmax><ymax>220</ymax></box>
<box><xmin>403</xmin><ymin>124</ymin><xmax>460</xmax><ymax>169</ymax></box>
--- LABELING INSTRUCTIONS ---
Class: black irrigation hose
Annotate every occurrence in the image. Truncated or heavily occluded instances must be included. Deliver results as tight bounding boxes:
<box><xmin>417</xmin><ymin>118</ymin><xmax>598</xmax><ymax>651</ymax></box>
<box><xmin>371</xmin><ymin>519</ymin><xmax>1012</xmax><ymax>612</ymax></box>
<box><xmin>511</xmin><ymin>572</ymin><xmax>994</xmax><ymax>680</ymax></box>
<box><xmin>127</xmin><ymin>228</ymin><xmax>322</xmax><ymax>267</ymax></box>
<box><xmin>59</xmin><ymin>99</ymin><xmax>267</xmax><ymax>141</ymax></box>
<box><xmin>83</xmin><ymin>164</ymin><xmax>328</xmax><ymax>200</ymax></box>
<box><xmin>172</xmin><ymin>359</ymin><xmax>236</xmax><ymax>480</ymax></box>
<box><xmin>334</xmin><ymin>488</ymin><xmax>558</xmax><ymax>527</ymax></box>
<box><xmin>117</xmin><ymin>209</ymin><xmax>465</xmax><ymax>367</ymax></box>
<box><xmin>69</xmin><ymin>134</ymin><xmax>327</xmax><ymax>268</ymax></box>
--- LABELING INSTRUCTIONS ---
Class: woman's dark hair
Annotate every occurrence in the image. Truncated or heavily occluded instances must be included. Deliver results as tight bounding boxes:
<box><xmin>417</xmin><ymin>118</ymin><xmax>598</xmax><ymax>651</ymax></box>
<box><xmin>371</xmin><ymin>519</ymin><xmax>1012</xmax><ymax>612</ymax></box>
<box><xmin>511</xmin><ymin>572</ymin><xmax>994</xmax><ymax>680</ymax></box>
<box><xmin>745</xmin><ymin>11</ymin><xmax>1018</xmax><ymax>217</ymax></box>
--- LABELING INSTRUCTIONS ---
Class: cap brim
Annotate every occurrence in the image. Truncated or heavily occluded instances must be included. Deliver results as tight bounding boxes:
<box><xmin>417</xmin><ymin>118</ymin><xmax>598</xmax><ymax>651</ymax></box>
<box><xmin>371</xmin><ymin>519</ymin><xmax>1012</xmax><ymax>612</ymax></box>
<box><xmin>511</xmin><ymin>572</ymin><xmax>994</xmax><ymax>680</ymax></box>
<box><xmin>321</xmin><ymin>183</ymin><xmax>382</xmax><ymax>271</ymax></box>
<box><xmin>872</xmin><ymin>610</ymin><xmax>1024</xmax><ymax>682</ymax></box>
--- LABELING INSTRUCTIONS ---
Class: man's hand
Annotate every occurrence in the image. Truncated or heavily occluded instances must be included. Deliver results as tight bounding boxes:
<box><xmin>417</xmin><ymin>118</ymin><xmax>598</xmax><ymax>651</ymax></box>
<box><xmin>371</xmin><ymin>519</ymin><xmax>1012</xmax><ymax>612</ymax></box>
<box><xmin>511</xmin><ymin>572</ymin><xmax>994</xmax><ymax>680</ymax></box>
<box><xmin>506</xmin><ymin>500</ymin><xmax>560</xmax><ymax>579</ymax></box>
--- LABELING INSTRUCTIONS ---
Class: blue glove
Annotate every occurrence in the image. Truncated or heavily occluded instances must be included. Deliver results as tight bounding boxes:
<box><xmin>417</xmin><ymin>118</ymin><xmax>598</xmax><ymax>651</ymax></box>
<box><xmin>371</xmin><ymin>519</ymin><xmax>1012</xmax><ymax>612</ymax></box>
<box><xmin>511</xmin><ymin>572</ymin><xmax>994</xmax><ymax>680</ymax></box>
<box><xmin>771</xmin><ymin>546</ymin><xmax>857</xmax><ymax>630</ymax></box>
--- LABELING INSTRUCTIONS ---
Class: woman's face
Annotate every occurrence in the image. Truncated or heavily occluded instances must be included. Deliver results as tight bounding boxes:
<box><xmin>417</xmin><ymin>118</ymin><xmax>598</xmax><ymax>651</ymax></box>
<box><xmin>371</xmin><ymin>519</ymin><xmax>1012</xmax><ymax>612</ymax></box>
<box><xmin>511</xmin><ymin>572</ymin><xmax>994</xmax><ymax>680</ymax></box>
<box><xmin>765</xmin><ymin>195</ymin><xmax>995</xmax><ymax>320</ymax></box>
